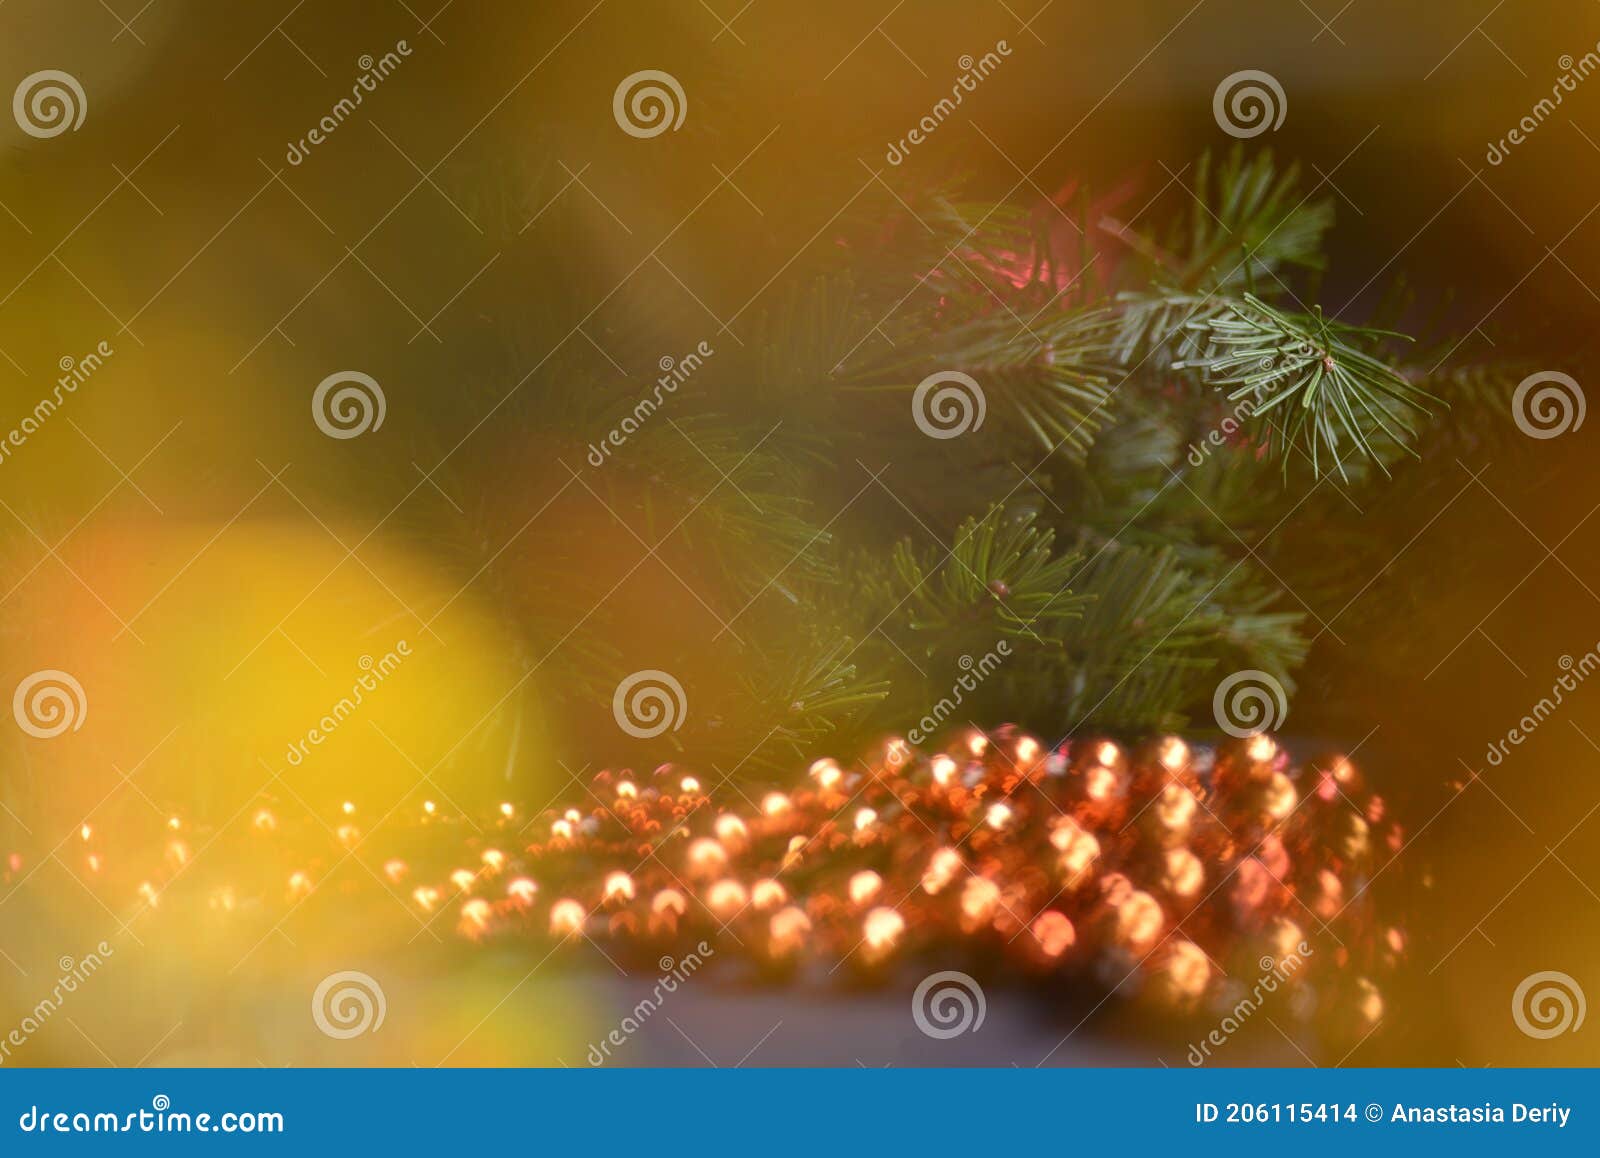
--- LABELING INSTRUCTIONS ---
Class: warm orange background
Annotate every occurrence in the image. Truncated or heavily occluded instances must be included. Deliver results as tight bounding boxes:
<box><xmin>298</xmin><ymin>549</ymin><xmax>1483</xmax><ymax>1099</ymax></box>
<box><xmin>2</xmin><ymin>0</ymin><xmax>1598</xmax><ymax>1066</ymax></box>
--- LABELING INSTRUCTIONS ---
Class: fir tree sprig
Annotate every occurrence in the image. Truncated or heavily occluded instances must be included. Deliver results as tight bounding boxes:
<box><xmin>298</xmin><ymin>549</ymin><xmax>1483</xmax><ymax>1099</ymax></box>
<box><xmin>1174</xmin><ymin>294</ymin><xmax>1437</xmax><ymax>477</ymax></box>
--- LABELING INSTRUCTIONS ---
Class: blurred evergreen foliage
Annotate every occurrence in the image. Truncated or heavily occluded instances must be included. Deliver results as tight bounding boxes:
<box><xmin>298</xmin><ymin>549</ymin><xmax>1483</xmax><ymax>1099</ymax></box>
<box><xmin>412</xmin><ymin>145</ymin><xmax>1542</xmax><ymax>776</ymax></box>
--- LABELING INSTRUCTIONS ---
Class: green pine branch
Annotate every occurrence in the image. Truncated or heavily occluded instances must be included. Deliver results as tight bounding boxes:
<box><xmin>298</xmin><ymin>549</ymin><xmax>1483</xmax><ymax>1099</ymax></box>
<box><xmin>1174</xmin><ymin>294</ymin><xmax>1437</xmax><ymax>477</ymax></box>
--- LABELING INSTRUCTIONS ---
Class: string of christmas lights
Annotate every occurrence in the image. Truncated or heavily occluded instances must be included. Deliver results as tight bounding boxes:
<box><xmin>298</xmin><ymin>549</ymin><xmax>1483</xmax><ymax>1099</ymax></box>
<box><xmin>9</xmin><ymin>728</ymin><xmax>1404</xmax><ymax>1046</ymax></box>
